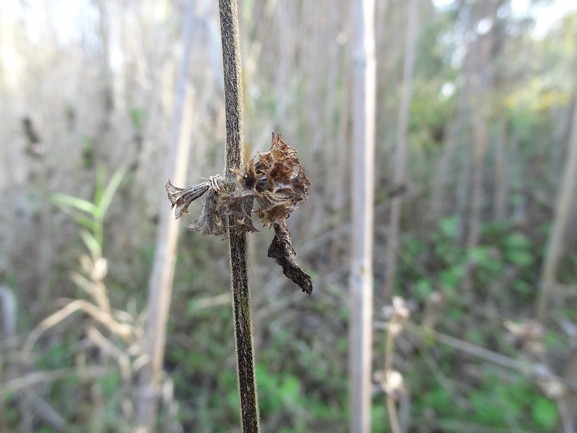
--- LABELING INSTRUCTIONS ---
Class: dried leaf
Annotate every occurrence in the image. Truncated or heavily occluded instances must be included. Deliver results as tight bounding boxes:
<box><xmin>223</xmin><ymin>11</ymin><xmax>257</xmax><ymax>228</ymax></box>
<box><xmin>267</xmin><ymin>220</ymin><xmax>312</xmax><ymax>295</ymax></box>
<box><xmin>187</xmin><ymin>189</ymin><xmax>227</xmax><ymax>236</ymax></box>
<box><xmin>166</xmin><ymin>179</ymin><xmax>210</xmax><ymax>219</ymax></box>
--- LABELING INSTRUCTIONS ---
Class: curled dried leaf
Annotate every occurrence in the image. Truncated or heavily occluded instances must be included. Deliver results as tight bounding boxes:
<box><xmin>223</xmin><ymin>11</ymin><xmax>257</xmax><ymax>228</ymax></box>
<box><xmin>166</xmin><ymin>179</ymin><xmax>210</xmax><ymax>219</ymax></box>
<box><xmin>267</xmin><ymin>220</ymin><xmax>312</xmax><ymax>295</ymax></box>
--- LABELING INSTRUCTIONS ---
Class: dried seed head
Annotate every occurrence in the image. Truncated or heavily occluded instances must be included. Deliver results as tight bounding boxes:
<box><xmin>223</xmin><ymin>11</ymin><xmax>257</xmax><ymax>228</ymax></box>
<box><xmin>236</xmin><ymin>132</ymin><xmax>310</xmax><ymax>227</ymax></box>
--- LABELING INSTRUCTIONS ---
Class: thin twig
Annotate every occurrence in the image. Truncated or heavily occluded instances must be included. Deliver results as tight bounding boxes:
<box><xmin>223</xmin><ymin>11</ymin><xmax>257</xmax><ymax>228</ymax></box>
<box><xmin>396</xmin><ymin>321</ymin><xmax>577</xmax><ymax>392</ymax></box>
<box><xmin>0</xmin><ymin>367</ymin><xmax>110</xmax><ymax>396</ymax></box>
<box><xmin>22</xmin><ymin>299</ymin><xmax>134</xmax><ymax>355</ymax></box>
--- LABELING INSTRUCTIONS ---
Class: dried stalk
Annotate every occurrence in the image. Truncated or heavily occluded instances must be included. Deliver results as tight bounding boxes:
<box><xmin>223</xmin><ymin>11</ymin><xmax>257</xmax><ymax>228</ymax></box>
<box><xmin>218</xmin><ymin>0</ymin><xmax>260</xmax><ymax>431</ymax></box>
<box><xmin>349</xmin><ymin>0</ymin><xmax>376</xmax><ymax>431</ymax></box>
<box><xmin>384</xmin><ymin>325</ymin><xmax>401</xmax><ymax>433</ymax></box>
<box><xmin>166</xmin><ymin>4</ymin><xmax>311</xmax><ymax>430</ymax></box>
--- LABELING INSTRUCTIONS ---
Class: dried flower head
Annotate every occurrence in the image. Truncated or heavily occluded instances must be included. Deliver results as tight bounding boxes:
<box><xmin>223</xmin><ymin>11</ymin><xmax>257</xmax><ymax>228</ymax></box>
<box><xmin>165</xmin><ymin>132</ymin><xmax>313</xmax><ymax>294</ymax></box>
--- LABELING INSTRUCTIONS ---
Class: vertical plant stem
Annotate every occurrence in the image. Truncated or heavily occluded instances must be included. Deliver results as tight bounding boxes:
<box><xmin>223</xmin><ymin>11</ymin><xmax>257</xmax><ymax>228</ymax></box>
<box><xmin>136</xmin><ymin>3</ymin><xmax>196</xmax><ymax>430</ymax></box>
<box><xmin>384</xmin><ymin>326</ymin><xmax>401</xmax><ymax>433</ymax></box>
<box><xmin>218</xmin><ymin>0</ymin><xmax>259</xmax><ymax>431</ymax></box>
<box><xmin>350</xmin><ymin>0</ymin><xmax>376</xmax><ymax>431</ymax></box>
<box><xmin>536</xmin><ymin>94</ymin><xmax>577</xmax><ymax>322</ymax></box>
<box><xmin>462</xmin><ymin>1</ymin><xmax>493</xmax><ymax>293</ymax></box>
<box><xmin>383</xmin><ymin>0</ymin><xmax>418</xmax><ymax>303</ymax></box>
<box><xmin>492</xmin><ymin>117</ymin><xmax>508</xmax><ymax>221</ymax></box>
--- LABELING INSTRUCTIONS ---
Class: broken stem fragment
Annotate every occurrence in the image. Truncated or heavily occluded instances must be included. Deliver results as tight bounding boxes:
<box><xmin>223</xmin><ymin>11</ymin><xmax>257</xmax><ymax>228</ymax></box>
<box><xmin>268</xmin><ymin>220</ymin><xmax>313</xmax><ymax>295</ymax></box>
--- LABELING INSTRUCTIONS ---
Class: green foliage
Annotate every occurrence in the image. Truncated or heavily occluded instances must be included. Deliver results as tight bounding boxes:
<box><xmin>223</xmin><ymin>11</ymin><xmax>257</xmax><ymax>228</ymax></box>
<box><xmin>50</xmin><ymin>163</ymin><xmax>127</xmax><ymax>256</ymax></box>
<box><xmin>371</xmin><ymin>401</ymin><xmax>388</xmax><ymax>433</ymax></box>
<box><xmin>81</xmin><ymin>136</ymin><xmax>94</xmax><ymax>169</ymax></box>
<box><xmin>394</xmin><ymin>215</ymin><xmax>564</xmax><ymax>431</ymax></box>
<box><xmin>532</xmin><ymin>397</ymin><xmax>557</xmax><ymax>430</ymax></box>
<box><xmin>402</xmin><ymin>218</ymin><xmax>540</xmax><ymax>304</ymax></box>
<box><xmin>409</xmin><ymin>368</ymin><xmax>558</xmax><ymax>431</ymax></box>
<box><xmin>2</xmin><ymin>393</ymin><xmax>20</xmax><ymax>426</ymax></box>
<box><xmin>130</xmin><ymin>107</ymin><xmax>146</xmax><ymax>130</ymax></box>
<box><xmin>420</xmin><ymin>387</ymin><xmax>453</xmax><ymax>415</ymax></box>
<box><xmin>35</xmin><ymin>342</ymin><xmax>68</xmax><ymax>370</ymax></box>
<box><xmin>503</xmin><ymin>233</ymin><xmax>533</xmax><ymax>267</ymax></box>
<box><xmin>414</xmin><ymin>278</ymin><xmax>433</xmax><ymax>300</ymax></box>
<box><xmin>257</xmin><ymin>365</ymin><xmax>303</xmax><ymax>416</ymax></box>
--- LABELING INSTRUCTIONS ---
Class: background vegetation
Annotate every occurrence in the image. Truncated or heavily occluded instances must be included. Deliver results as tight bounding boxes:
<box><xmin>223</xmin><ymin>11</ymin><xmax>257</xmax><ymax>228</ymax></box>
<box><xmin>1</xmin><ymin>0</ymin><xmax>577</xmax><ymax>432</ymax></box>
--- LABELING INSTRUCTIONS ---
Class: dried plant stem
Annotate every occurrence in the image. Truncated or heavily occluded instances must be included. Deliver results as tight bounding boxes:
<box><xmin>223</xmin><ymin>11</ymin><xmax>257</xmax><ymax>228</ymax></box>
<box><xmin>383</xmin><ymin>0</ymin><xmax>417</xmax><ymax>303</ymax></box>
<box><xmin>137</xmin><ymin>2</ymin><xmax>196</xmax><ymax>430</ymax></box>
<box><xmin>218</xmin><ymin>0</ymin><xmax>260</xmax><ymax>431</ymax></box>
<box><xmin>536</xmin><ymin>92</ymin><xmax>577</xmax><ymax>322</ymax></box>
<box><xmin>384</xmin><ymin>326</ymin><xmax>401</xmax><ymax>433</ymax></box>
<box><xmin>349</xmin><ymin>0</ymin><xmax>376</xmax><ymax>431</ymax></box>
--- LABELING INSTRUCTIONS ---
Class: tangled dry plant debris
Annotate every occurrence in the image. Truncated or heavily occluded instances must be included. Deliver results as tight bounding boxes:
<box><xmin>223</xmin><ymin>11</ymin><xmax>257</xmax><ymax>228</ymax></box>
<box><xmin>166</xmin><ymin>132</ymin><xmax>312</xmax><ymax>295</ymax></box>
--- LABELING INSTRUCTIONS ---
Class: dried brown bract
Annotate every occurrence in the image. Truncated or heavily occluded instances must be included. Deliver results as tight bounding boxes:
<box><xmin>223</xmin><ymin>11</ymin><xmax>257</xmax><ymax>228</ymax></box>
<box><xmin>236</xmin><ymin>132</ymin><xmax>310</xmax><ymax>227</ymax></box>
<box><xmin>165</xmin><ymin>132</ymin><xmax>312</xmax><ymax>294</ymax></box>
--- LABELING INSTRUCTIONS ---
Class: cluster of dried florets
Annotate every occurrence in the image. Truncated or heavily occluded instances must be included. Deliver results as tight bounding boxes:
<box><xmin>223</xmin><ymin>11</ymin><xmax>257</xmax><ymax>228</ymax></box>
<box><xmin>166</xmin><ymin>132</ymin><xmax>312</xmax><ymax>295</ymax></box>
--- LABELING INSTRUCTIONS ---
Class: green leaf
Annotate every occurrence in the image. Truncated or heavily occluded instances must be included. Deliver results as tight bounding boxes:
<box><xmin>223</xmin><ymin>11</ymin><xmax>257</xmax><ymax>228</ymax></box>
<box><xmin>532</xmin><ymin>397</ymin><xmax>557</xmax><ymax>429</ymax></box>
<box><xmin>505</xmin><ymin>233</ymin><xmax>530</xmax><ymax>249</ymax></box>
<box><xmin>468</xmin><ymin>246</ymin><xmax>490</xmax><ymax>264</ymax></box>
<box><xmin>130</xmin><ymin>108</ymin><xmax>146</xmax><ymax>130</ymax></box>
<box><xmin>506</xmin><ymin>250</ymin><xmax>533</xmax><ymax>267</ymax></box>
<box><xmin>512</xmin><ymin>280</ymin><xmax>531</xmax><ymax>294</ymax></box>
<box><xmin>422</xmin><ymin>387</ymin><xmax>451</xmax><ymax>413</ymax></box>
<box><xmin>439</xmin><ymin>216</ymin><xmax>459</xmax><ymax>238</ymax></box>
<box><xmin>94</xmin><ymin>163</ymin><xmax>106</xmax><ymax>210</ymax></box>
<box><xmin>504</xmin><ymin>233</ymin><xmax>534</xmax><ymax>267</ymax></box>
<box><xmin>414</xmin><ymin>279</ymin><xmax>433</xmax><ymax>299</ymax></box>
<box><xmin>281</xmin><ymin>375</ymin><xmax>301</xmax><ymax>403</ymax></box>
<box><xmin>99</xmin><ymin>165</ymin><xmax>127</xmax><ymax>216</ymax></box>
<box><xmin>51</xmin><ymin>192</ymin><xmax>98</xmax><ymax>215</ymax></box>
<box><xmin>79</xmin><ymin>229</ymin><xmax>101</xmax><ymax>257</ymax></box>
<box><xmin>439</xmin><ymin>266</ymin><xmax>464</xmax><ymax>292</ymax></box>
<box><xmin>51</xmin><ymin>199</ymin><xmax>97</xmax><ymax>231</ymax></box>
<box><xmin>470</xmin><ymin>392</ymin><xmax>505</xmax><ymax>425</ymax></box>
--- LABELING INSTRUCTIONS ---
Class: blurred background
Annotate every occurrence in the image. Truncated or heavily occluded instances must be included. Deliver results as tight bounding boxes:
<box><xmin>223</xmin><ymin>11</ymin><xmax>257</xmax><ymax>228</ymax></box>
<box><xmin>1</xmin><ymin>0</ymin><xmax>577</xmax><ymax>432</ymax></box>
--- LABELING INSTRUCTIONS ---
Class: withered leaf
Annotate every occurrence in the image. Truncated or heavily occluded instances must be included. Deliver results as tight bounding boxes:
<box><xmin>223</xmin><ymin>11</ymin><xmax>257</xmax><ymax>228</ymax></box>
<box><xmin>187</xmin><ymin>189</ymin><xmax>227</xmax><ymax>236</ymax></box>
<box><xmin>166</xmin><ymin>179</ymin><xmax>210</xmax><ymax>219</ymax></box>
<box><xmin>268</xmin><ymin>220</ymin><xmax>313</xmax><ymax>295</ymax></box>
